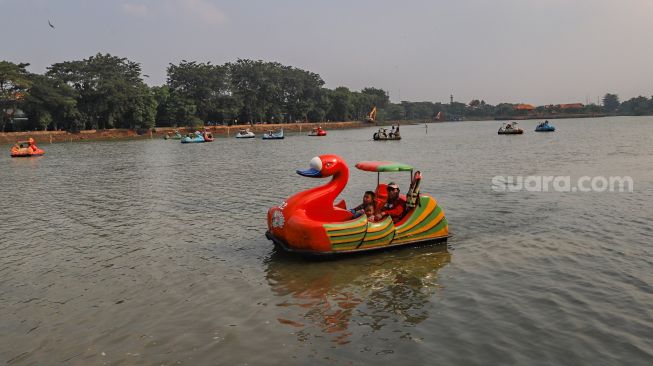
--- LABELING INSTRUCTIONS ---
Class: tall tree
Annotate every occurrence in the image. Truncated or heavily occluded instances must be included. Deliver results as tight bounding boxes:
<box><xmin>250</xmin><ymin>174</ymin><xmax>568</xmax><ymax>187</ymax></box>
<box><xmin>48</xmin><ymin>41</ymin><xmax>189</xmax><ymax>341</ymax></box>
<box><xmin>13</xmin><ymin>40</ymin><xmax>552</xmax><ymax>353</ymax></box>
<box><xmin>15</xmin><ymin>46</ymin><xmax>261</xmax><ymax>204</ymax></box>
<box><xmin>619</xmin><ymin>96</ymin><xmax>651</xmax><ymax>115</ymax></box>
<box><xmin>22</xmin><ymin>74</ymin><xmax>79</xmax><ymax>131</ymax></box>
<box><xmin>326</xmin><ymin>87</ymin><xmax>354</xmax><ymax>121</ymax></box>
<box><xmin>47</xmin><ymin>53</ymin><xmax>155</xmax><ymax>129</ymax></box>
<box><xmin>0</xmin><ymin>61</ymin><xmax>31</xmax><ymax>131</ymax></box>
<box><xmin>361</xmin><ymin>87</ymin><xmax>390</xmax><ymax>109</ymax></box>
<box><xmin>165</xmin><ymin>93</ymin><xmax>198</xmax><ymax>126</ymax></box>
<box><xmin>167</xmin><ymin>61</ymin><xmax>239</xmax><ymax>124</ymax></box>
<box><xmin>602</xmin><ymin>93</ymin><xmax>620</xmax><ymax>113</ymax></box>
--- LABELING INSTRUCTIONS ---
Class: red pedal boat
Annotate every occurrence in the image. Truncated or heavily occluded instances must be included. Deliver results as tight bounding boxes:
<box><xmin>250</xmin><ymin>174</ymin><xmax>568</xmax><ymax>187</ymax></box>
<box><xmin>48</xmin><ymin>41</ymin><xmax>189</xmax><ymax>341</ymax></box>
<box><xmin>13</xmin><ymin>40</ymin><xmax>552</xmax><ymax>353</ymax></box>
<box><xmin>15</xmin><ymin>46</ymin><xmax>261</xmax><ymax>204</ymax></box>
<box><xmin>266</xmin><ymin>155</ymin><xmax>449</xmax><ymax>256</ymax></box>
<box><xmin>308</xmin><ymin>127</ymin><xmax>327</xmax><ymax>136</ymax></box>
<box><xmin>10</xmin><ymin>138</ymin><xmax>45</xmax><ymax>157</ymax></box>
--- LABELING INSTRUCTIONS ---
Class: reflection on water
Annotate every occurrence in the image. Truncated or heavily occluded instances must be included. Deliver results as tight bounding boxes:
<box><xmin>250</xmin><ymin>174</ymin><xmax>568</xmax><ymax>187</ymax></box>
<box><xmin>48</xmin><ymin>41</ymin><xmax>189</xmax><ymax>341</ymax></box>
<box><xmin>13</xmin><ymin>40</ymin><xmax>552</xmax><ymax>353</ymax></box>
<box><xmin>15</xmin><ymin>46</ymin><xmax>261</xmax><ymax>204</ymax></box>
<box><xmin>265</xmin><ymin>245</ymin><xmax>451</xmax><ymax>344</ymax></box>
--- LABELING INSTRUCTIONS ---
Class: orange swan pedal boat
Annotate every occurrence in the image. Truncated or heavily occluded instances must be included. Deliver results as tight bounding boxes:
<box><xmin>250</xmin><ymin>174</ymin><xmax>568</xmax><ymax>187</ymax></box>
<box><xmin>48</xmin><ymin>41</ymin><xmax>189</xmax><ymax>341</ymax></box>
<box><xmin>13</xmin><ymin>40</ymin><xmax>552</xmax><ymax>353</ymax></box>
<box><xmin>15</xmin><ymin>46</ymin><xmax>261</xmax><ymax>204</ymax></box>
<box><xmin>10</xmin><ymin>138</ymin><xmax>45</xmax><ymax>157</ymax></box>
<box><xmin>266</xmin><ymin>154</ymin><xmax>449</xmax><ymax>256</ymax></box>
<box><xmin>308</xmin><ymin>126</ymin><xmax>327</xmax><ymax>136</ymax></box>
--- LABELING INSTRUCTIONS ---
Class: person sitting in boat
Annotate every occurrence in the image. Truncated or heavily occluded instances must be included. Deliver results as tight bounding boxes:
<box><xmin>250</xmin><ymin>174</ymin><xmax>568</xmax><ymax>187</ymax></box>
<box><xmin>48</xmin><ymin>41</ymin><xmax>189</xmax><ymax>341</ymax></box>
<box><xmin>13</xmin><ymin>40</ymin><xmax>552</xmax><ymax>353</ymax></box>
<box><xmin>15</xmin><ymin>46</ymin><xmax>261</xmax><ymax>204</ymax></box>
<box><xmin>380</xmin><ymin>128</ymin><xmax>387</xmax><ymax>138</ymax></box>
<box><xmin>28</xmin><ymin>138</ymin><xmax>38</xmax><ymax>151</ymax></box>
<box><xmin>376</xmin><ymin>182</ymin><xmax>406</xmax><ymax>223</ymax></box>
<box><xmin>364</xmin><ymin>203</ymin><xmax>377</xmax><ymax>223</ymax></box>
<box><xmin>349</xmin><ymin>191</ymin><xmax>376</xmax><ymax>218</ymax></box>
<box><xmin>505</xmin><ymin>123</ymin><xmax>512</xmax><ymax>130</ymax></box>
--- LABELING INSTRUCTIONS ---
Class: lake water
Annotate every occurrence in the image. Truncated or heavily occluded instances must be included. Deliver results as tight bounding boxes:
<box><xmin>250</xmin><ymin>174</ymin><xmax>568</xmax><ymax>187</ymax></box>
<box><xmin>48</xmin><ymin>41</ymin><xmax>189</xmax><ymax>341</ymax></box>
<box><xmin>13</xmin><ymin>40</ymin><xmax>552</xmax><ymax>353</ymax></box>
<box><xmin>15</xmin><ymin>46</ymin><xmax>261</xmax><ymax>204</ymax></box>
<box><xmin>1</xmin><ymin>117</ymin><xmax>652</xmax><ymax>365</ymax></box>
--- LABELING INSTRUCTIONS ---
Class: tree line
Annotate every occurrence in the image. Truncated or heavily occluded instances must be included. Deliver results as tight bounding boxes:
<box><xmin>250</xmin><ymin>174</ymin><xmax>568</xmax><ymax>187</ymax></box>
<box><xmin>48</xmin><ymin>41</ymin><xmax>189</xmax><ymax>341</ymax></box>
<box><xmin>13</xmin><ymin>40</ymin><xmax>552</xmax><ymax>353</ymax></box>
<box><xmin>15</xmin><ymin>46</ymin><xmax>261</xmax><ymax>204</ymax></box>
<box><xmin>2</xmin><ymin>54</ymin><xmax>652</xmax><ymax>132</ymax></box>
<box><xmin>0</xmin><ymin>55</ymin><xmax>389</xmax><ymax>132</ymax></box>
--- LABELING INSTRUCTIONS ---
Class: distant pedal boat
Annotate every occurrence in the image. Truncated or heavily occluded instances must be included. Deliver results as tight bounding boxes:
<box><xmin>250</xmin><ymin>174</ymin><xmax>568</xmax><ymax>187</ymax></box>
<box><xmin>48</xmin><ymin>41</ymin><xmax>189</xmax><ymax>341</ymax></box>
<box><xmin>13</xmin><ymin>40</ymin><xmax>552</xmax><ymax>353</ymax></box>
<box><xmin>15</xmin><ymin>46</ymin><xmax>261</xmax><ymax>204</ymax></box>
<box><xmin>10</xmin><ymin>138</ymin><xmax>45</xmax><ymax>157</ymax></box>
<box><xmin>498</xmin><ymin>122</ymin><xmax>524</xmax><ymax>135</ymax></box>
<box><xmin>236</xmin><ymin>129</ymin><xmax>256</xmax><ymax>138</ymax></box>
<box><xmin>535</xmin><ymin>122</ymin><xmax>555</xmax><ymax>132</ymax></box>
<box><xmin>181</xmin><ymin>131</ymin><xmax>213</xmax><ymax>143</ymax></box>
<box><xmin>308</xmin><ymin>127</ymin><xmax>327</xmax><ymax>136</ymax></box>
<box><xmin>262</xmin><ymin>129</ymin><xmax>284</xmax><ymax>139</ymax></box>
<box><xmin>373</xmin><ymin>127</ymin><xmax>401</xmax><ymax>140</ymax></box>
<box><xmin>164</xmin><ymin>131</ymin><xmax>183</xmax><ymax>140</ymax></box>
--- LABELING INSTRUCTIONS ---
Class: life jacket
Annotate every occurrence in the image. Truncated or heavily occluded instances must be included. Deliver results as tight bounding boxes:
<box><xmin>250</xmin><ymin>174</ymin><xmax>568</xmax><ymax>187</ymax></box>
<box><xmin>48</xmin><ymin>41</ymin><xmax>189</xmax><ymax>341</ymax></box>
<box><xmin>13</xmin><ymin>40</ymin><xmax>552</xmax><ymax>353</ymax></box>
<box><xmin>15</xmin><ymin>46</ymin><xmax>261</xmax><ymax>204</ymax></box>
<box><xmin>406</xmin><ymin>171</ymin><xmax>422</xmax><ymax>209</ymax></box>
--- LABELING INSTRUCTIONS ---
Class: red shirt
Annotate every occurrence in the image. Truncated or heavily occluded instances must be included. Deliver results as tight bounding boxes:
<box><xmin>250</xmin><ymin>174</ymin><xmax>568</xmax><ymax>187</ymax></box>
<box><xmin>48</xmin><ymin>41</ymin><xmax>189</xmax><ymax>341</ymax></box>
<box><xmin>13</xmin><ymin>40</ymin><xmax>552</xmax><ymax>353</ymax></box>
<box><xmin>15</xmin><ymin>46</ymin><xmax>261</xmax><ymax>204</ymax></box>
<box><xmin>382</xmin><ymin>196</ymin><xmax>406</xmax><ymax>223</ymax></box>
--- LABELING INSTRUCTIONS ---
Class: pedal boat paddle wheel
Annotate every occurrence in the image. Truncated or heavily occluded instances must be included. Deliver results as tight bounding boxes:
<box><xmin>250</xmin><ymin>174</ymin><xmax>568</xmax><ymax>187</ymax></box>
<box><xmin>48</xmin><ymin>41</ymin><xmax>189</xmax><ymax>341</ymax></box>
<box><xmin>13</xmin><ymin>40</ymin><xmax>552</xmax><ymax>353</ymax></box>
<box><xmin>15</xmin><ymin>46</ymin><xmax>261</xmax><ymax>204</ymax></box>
<box><xmin>266</xmin><ymin>155</ymin><xmax>449</xmax><ymax>256</ymax></box>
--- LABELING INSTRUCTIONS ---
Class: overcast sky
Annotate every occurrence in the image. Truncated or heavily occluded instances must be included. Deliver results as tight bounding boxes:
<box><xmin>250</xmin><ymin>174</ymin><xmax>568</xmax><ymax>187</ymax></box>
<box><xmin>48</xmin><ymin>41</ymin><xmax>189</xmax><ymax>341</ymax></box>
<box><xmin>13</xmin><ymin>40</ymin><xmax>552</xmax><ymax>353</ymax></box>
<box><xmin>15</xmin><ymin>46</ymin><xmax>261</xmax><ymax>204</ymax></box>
<box><xmin>3</xmin><ymin>0</ymin><xmax>653</xmax><ymax>105</ymax></box>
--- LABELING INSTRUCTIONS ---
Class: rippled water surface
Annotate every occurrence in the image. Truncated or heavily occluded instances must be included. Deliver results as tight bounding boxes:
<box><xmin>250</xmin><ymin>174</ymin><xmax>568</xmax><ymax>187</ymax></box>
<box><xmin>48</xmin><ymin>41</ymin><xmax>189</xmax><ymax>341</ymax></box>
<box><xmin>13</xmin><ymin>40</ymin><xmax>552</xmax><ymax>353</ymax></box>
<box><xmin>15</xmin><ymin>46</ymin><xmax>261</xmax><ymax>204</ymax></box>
<box><xmin>1</xmin><ymin>117</ymin><xmax>652</xmax><ymax>365</ymax></box>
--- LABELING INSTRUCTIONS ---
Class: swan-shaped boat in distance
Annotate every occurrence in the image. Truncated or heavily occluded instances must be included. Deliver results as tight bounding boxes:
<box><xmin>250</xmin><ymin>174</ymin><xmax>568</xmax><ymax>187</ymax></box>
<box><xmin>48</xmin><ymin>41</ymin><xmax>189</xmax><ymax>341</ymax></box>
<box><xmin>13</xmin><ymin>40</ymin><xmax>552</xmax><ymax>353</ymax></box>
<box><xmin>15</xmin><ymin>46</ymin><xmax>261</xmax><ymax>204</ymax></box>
<box><xmin>308</xmin><ymin>127</ymin><xmax>327</xmax><ymax>136</ymax></box>
<box><xmin>10</xmin><ymin>138</ymin><xmax>45</xmax><ymax>157</ymax></box>
<box><xmin>236</xmin><ymin>128</ymin><xmax>256</xmax><ymax>138</ymax></box>
<box><xmin>535</xmin><ymin>121</ymin><xmax>555</xmax><ymax>132</ymax></box>
<box><xmin>262</xmin><ymin>129</ymin><xmax>284</xmax><ymax>140</ymax></box>
<box><xmin>498</xmin><ymin>122</ymin><xmax>524</xmax><ymax>135</ymax></box>
<box><xmin>164</xmin><ymin>130</ymin><xmax>182</xmax><ymax>140</ymax></box>
<box><xmin>181</xmin><ymin>131</ymin><xmax>213</xmax><ymax>143</ymax></box>
<box><xmin>373</xmin><ymin>125</ymin><xmax>401</xmax><ymax>140</ymax></box>
<box><xmin>266</xmin><ymin>155</ymin><xmax>449</xmax><ymax>256</ymax></box>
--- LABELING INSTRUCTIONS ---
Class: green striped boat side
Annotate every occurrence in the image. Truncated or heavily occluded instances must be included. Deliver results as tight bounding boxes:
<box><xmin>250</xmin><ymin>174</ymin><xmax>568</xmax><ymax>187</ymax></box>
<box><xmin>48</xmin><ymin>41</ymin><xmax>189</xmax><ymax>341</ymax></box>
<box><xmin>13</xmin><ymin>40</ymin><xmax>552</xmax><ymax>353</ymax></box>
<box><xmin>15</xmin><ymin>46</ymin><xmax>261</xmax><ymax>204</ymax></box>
<box><xmin>325</xmin><ymin>215</ymin><xmax>368</xmax><ymax>248</ymax></box>
<box><xmin>323</xmin><ymin>194</ymin><xmax>448</xmax><ymax>252</ymax></box>
<box><xmin>392</xmin><ymin>216</ymin><xmax>448</xmax><ymax>245</ymax></box>
<box><xmin>358</xmin><ymin>218</ymin><xmax>395</xmax><ymax>248</ymax></box>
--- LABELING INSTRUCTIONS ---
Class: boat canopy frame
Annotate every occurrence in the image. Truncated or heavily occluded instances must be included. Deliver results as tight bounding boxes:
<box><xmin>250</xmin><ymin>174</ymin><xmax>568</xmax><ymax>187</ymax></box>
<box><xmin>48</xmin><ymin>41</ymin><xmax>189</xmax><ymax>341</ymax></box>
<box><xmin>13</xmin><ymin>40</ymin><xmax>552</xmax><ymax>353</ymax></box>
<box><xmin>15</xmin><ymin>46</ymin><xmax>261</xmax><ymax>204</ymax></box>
<box><xmin>355</xmin><ymin>161</ymin><xmax>414</xmax><ymax>186</ymax></box>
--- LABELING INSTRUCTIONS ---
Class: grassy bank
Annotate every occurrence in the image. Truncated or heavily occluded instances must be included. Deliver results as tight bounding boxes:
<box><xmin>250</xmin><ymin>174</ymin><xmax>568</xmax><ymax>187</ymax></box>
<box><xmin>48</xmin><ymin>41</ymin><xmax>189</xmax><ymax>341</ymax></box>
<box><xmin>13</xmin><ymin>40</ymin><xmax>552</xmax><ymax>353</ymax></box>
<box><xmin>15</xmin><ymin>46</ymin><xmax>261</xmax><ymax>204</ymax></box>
<box><xmin>0</xmin><ymin>121</ymin><xmax>369</xmax><ymax>144</ymax></box>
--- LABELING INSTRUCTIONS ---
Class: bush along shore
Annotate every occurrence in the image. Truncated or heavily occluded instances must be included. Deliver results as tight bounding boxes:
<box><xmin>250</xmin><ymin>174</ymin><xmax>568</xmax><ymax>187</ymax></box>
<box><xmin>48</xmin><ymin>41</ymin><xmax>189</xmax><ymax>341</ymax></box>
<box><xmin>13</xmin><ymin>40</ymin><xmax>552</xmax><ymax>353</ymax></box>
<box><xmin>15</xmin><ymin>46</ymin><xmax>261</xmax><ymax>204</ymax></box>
<box><xmin>0</xmin><ymin>121</ymin><xmax>369</xmax><ymax>144</ymax></box>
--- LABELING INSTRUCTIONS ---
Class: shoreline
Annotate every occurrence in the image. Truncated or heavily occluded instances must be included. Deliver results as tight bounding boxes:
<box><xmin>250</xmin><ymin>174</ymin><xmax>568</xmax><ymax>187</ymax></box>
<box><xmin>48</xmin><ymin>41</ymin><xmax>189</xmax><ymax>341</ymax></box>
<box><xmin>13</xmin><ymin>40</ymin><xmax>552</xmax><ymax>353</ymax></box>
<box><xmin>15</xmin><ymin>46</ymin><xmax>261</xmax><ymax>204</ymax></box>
<box><xmin>494</xmin><ymin>113</ymin><xmax>606</xmax><ymax>121</ymax></box>
<box><xmin>0</xmin><ymin>121</ymin><xmax>372</xmax><ymax>144</ymax></box>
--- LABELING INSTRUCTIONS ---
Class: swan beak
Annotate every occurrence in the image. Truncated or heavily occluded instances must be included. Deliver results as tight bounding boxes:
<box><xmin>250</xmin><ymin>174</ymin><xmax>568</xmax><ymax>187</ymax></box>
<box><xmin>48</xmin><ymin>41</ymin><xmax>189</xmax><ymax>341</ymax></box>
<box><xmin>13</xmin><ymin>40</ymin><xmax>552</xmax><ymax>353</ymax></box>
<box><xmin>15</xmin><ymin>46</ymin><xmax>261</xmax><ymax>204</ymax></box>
<box><xmin>296</xmin><ymin>156</ymin><xmax>323</xmax><ymax>177</ymax></box>
<box><xmin>296</xmin><ymin>168</ymin><xmax>322</xmax><ymax>177</ymax></box>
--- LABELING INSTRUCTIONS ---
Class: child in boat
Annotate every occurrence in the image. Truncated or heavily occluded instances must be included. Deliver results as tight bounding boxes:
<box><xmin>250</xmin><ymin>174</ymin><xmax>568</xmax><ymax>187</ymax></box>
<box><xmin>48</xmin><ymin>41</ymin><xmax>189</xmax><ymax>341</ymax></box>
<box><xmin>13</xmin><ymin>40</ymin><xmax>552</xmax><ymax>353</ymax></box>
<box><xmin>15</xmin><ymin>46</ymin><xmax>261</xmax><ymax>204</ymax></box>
<box><xmin>364</xmin><ymin>203</ymin><xmax>377</xmax><ymax>223</ymax></box>
<box><xmin>350</xmin><ymin>191</ymin><xmax>376</xmax><ymax>218</ymax></box>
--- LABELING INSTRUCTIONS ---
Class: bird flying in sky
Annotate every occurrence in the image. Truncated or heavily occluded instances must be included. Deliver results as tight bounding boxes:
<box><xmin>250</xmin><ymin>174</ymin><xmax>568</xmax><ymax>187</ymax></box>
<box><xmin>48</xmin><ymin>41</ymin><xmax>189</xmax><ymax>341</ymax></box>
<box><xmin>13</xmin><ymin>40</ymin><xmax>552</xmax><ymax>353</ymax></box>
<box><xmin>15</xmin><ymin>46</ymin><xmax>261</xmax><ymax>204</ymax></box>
<box><xmin>48</xmin><ymin>20</ymin><xmax>55</xmax><ymax>29</ymax></box>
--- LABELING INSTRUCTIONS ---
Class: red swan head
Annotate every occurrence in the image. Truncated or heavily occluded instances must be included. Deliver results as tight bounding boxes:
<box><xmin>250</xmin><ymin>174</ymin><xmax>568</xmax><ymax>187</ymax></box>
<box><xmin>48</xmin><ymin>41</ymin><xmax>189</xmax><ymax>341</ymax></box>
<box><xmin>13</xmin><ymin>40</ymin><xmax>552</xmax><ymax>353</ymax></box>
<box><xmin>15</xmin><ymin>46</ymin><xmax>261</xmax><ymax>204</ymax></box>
<box><xmin>291</xmin><ymin>154</ymin><xmax>350</xmax><ymax>220</ymax></box>
<box><xmin>268</xmin><ymin>154</ymin><xmax>352</xmax><ymax>250</ymax></box>
<box><xmin>296</xmin><ymin>154</ymin><xmax>347</xmax><ymax>178</ymax></box>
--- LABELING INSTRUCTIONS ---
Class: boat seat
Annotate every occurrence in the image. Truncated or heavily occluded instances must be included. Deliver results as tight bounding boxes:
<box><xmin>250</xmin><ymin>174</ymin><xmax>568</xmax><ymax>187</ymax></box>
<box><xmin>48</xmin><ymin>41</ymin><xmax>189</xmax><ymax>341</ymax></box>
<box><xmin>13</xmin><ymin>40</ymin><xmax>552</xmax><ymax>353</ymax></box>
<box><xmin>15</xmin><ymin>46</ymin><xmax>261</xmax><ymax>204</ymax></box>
<box><xmin>374</xmin><ymin>184</ymin><xmax>388</xmax><ymax>212</ymax></box>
